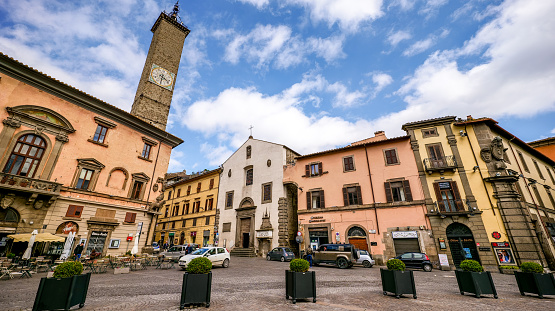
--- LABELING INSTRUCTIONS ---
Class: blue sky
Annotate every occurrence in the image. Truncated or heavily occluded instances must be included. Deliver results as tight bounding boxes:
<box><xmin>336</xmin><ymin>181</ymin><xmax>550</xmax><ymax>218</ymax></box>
<box><xmin>1</xmin><ymin>0</ymin><xmax>554</xmax><ymax>174</ymax></box>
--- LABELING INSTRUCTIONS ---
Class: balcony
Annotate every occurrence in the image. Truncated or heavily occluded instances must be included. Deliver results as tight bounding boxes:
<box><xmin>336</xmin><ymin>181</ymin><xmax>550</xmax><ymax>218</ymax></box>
<box><xmin>0</xmin><ymin>172</ymin><xmax>62</xmax><ymax>207</ymax></box>
<box><xmin>428</xmin><ymin>199</ymin><xmax>479</xmax><ymax>217</ymax></box>
<box><xmin>423</xmin><ymin>155</ymin><xmax>457</xmax><ymax>174</ymax></box>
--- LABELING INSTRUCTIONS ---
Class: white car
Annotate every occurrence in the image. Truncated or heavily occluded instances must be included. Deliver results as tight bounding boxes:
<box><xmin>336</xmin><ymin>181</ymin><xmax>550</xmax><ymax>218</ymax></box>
<box><xmin>356</xmin><ymin>250</ymin><xmax>375</xmax><ymax>268</ymax></box>
<box><xmin>179</xmin><ymin>247</ymin><xmax>230</xmax><ymax>270</ymax></box>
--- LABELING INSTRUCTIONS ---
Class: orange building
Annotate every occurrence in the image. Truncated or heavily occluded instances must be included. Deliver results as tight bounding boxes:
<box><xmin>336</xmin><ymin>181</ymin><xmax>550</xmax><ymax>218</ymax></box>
<box><xmin>529</xmin><ymin>137</ymin><xmax>555</xmax><ymax>162</ymax></box>
<box><xmin>0</xmin><ymin>7</ymin><xmax>188</xmax><ymax>257</ymax></box>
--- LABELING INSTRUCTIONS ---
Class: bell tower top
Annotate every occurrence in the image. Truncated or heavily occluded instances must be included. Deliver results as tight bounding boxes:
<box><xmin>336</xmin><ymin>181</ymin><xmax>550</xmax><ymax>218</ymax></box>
<box><xmin>131</xmin><ymin>1</ymin><xmax>190</xmax><ymax>130</ymax></box>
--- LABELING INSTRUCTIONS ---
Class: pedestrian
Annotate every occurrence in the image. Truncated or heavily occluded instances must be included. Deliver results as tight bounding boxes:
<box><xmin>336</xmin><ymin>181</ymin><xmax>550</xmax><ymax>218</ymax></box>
<box><xmin>74</xmin><ymin>242</ymin><xmax>84</xmax><ymax>260</ymax></box>
<box><xmin>306</xmin><ymin>248</ymin><xmax>313</xmax><ymax>267</ymax></box>
<box><xmin>163</xmin><ymin>241</ymin><xmax>169</xmax><ymax>250</ymax></box>
<box><xmin>186</xmin><ymin>243</ymin><xmax>192</xmax><ymax>254</ymax></box>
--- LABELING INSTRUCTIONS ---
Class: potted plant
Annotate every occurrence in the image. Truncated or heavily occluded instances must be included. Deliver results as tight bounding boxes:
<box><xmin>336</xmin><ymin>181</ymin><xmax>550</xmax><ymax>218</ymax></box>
<box><xmin>499</xmin><ymin>265</ymin><xmax>519</xmax><ymax>275</ymax></box>
<box><xmin>180</xmin><ymin>257</ymin><xmax>212</xmax><ymax>309</ymax></box>
<box><xmin>514</xmin><ymin>262</ymin><xmax>555</xmax><ymax>298</ymax></box>
<box><xmin>32</xmin><ymin>261</ymin><xmax>91</xmax><ymax>311</ymax></box>
<box><xmin>455</xmin><ymin>259</ymin><xmax>497</xmax><ymax>298</ymax></box>
<box><xmin>380</xmin><ymin>259</ymin><xmax>416</xmax><ymax>299</ymax></box>
<box><xmin>285</xmin><ymin>258</ymin><xmax>316</xmax><ymax>304</ymax></box>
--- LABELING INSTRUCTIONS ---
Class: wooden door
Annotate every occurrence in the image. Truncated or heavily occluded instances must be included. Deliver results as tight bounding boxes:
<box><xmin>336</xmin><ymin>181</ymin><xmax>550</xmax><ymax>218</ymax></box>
<box><xmin>240</xmin><ymin>218</ymin><xmax>251</xmax><ymax>248</ymax></box>
<box><xmin>349</xmin><ymin>238</ymin><xmax>368</xmax><ymax>251</ymax></box>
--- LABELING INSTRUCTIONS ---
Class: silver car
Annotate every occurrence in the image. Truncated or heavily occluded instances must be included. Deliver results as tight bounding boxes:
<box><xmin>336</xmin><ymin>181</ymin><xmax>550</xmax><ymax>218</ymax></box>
<box><xmin>356</xmin><ymin>250</ymin><xmax>375</xmax><ymax>268</ymax></box>
<box><xmin>159</xmin><ymin>245</ymin><xmax>187</xmax><ymax>261</ymax></box>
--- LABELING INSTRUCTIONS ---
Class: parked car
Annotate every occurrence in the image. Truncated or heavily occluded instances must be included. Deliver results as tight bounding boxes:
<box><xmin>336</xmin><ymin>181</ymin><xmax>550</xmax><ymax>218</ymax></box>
<box><xmin>356</xmin><ymin>250</ymin><xmax>375</xmax><ymax>268</ymax></box>
<box><xmin>178</xmin><ymin>247</ymin><xmax>230</xmax><ymax>269</ymax></box>
<box><xmin>159</xmin><ymin>245</ymin><xmax>187</xmax><ymax>261</ymax></box>
<box><xmin>394</xmin><ymin>252</ymin><xmax>433</xmax><ymax>272</ymax></box>
<box><xmin>266</xmin><ymin>247</ymin><xmax>295</xmax><ymax>262</ymax></box>
<box><xmin>312</xmin><ymin>243</ymin><xmax>358</xmax><ymax>269</ymax></box>
<box><xmin>152</xmin><ymin>242</ymin><xmax>160</xmax><ymax>254</ymax></box>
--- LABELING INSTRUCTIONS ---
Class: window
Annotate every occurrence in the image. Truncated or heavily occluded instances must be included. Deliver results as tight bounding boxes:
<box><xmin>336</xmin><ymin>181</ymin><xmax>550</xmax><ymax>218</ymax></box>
<box><xmin>0</xmin><ymin>208</ymin><xmax>19</xmax><ymax>223</ymax></box>
<box><xmin>384</xmin><ymin>181</ymin><xmax>413</xmax><ymax>202</ymax></box>
<box><xmin>517</xmin><ymin>151</ymin><xmax>529</xmax><ymax>172</ymax></box>
<box><xmin>194</xmin><ymin>201</ymin><xmax>201</xmax><ymax>213</ymax></box>
<box><xmin>223</xmin><ymin>222</ymin><xmax>231</xmax><ymax>232</ymax></box>
<box><xmin>305</xmin><ymin>162</ymin><xmax>323</xmax><ymax>177</ymax></box>
<box><xmin>206</xmin><ymin>198</ymin><xmax>214</xmax><ymax>210</ymax></box>
<box><xmin>262</xmin><ymin>182</ymin><xmax>272</xmax><ymax>203</ymax></box>
<box><xmin>3</xmin><ymin>134</ymin><xmax>46</xmax><ymax>178</ymax></box>
<box><xmin>205</xmin><ymin>217</ymin><xmax>210</xmax><ymax>225</ymax></box>
<box><xmin>546</xmin><ymin>188</ymin><xmax>555</xmax><ymax>207</ymax></box>
<box><xmin>532</xmin><ymin>185</ymin><xmax>544</xmax><ymax>207</ymax></box>
<box><xmin>187</xmin><ymin>185</ymin><xmax>191</xmax><ymax>195</ymax></box>
<box><xmin>432</xmin><ymin>181</ymin><xmax>464</xmax><ymax>212</ymax></box>
<box><xmin>533</xmin><ymin>160</ymin><xmax>544</xmax><ymax>179</ymax></box>
<box><xmin>183</xmin><ymin>220</ymin><xmax>186</xmax><ymax>227</ymax></box>
<box><xmin>141</xmin><ymin>143</ymin><xmax>153</xmax><ymax>159</ymax></box>
<box><xmin>168</xmin><ymin>191</ymin><xmax>172</xmax><ymax>200</ymax></box>
<box><xmin>92</xmin><ymin>125</ymin><xmax>108</xmax><ymax>144</ymax></box>
<box><xmin>192</xmin><ymin>218</ymin><xmax>197</xmax><ymax>226</ymax></box>
<box><xmin>131</xmin><ymin>181</ymin><xmax>143</xmax><ymax>200</ymax></box>
<box><xmin>209</xmin><ymin>179</ymin><xmax>214</xmax><ymax>189</ymax></box>
<box><xmin>546</xmin><ymin>167</ymin><xmax>555</xmax><ymax>184</ymax></box>
<box><xmin>246</xmin><ymin>168</ymin><xmax>253</xmax><ymax>185</ymax></box>
<box><xmin>172</xmin><ymin>221</ymin><xmax>175</xmax><ymax>229</ymax></box>
<box><xmin>65</xmin><ymin>205</ymin><xmax>84</xmax><ymax>218</ymax></box>
<box><xmin>184</xmin><ymin>203</ymin><xmax>190</xmax><ymax>215</ymax></box>
<box><xmin>343</xmin><ymin>156</ymin><xmax>355</xmax><ymax>172</ymax></box>
<box><xmin>384</xmin><ymin>149</ymin><xmax>399</xmax><ymax>165</ymax></box>
<box><xmin>164</xmin><ymin>206</ymin><xmax>169</xmax><ymax>217</ymax></box>
<box><xmin>128</xmin><ymin>173</ymin><xmax>149</xmax><ymax>200</ymax></box>
<box><xmin>124</xmin><ymin>212</ymin><xmax>136</xmax><ymax>223</ymax></box>
<box><xmin>139</xmin><ymin>137</ymin><xmax>157</xmax><ymax>161</ymax></box>
<box><xmin>225</xmin><ymin>191</ymin><xmax>234</xmax><ymax>209</ymax></box>
<box><xmin>173</xmin><ymin>204</ymin><xmax>179</xmax><ymax>216</ymax></box>
<box><xmin>421</xmin><ymin>128</ymin><xmax>438</xmax><ymax>138</ymax></box>
<box><xmin>343</xmin><ymin>186</ymin><xmax>362</xmax><ymax>206</ymax></box>
<box><xmin>246</xmin><ymin>146</ymin><xmax>251</xmax><ymax>159</ymax></box>
<box><xmin>427</xmin><ymin>144</ymin><xmax>444</xmax><ymax>161</ymax></box>
<box><xmin>162</xmin><ymin>223</ymin><xmax>166</xmax><ymax>229</ymax></box>
<box><xmin>197</xmin><ymin>182</ymin><xmax>202</xmax><ymax>193</ymax></box>
<box><xmin>76</xmin><ymin>168</ymin><xmax>94</xmax><ymax>190</ymax></box>
<box><xmin>306</xmin><ymin>190</ymin><xmax>325</xmax><ymax>209</ymax></box>
<box><xmin>177</xmin><ymin>189</ymin><xmax>181</xmax><ymax>197</ymax></box>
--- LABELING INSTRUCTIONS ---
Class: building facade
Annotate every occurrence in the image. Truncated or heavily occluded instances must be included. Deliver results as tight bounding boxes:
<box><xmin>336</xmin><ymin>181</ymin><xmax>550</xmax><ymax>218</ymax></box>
<box><xmin>0</xmin><ymin>8</ymin><xmax>188</xmax><ymax>257</ymax></box>
<box><xmin>153</xmin><ymin>168</ymin><xmax>220</xmax><ymax>247</ymax></box>
<box><xmin>529</xmin><ymin>137</ymin><xmax>555</xmax><ymax>162</ymax></box>
<box><xmin>403</xmin><ymin>116</ymin><xmax>555</xmax><ymax>271</ymax></box>
<box><xmin>217</xmin><ymin>137</ymin><xmax>299</xmax><ymax>257</ymax></box>
<box><xmin>283</xmin><ymin>131</ymin><xmax>434</xmax><ymax>265</ymax></box>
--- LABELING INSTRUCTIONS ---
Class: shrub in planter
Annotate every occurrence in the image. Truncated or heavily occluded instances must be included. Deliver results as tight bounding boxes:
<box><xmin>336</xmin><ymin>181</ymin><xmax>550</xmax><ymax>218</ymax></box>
<box><xmin>455</xmin><ymin>260</ymin><xmax>497</xmax><ymax>299</ymax></box>
<box><xmin>498</xmin><ymin>265</ymin><xmax>519</xmax><ymax>275</ymax></box>
<box><xmin>381</xmin><ymin>259</ymin><xmax>416</xmax><ymax>299</ymax></box>
<box><xmin>515</xmin><ymin>262</ymin><xmax>555</xmax><ymax>298</ymax></box>
<box><xmin>286</xmin><ymin>259</ymin><xmax>316</xmax><ymax>304</ymax></box>
<box><xmin>181</xmin><ymin>257</ymin><xmax>212</xmax><ymax>309</ymax></box>
<box><xmin>32</xmin><ymin>261</ymin><xmax>91</xmax><ymax>311</ymax></box>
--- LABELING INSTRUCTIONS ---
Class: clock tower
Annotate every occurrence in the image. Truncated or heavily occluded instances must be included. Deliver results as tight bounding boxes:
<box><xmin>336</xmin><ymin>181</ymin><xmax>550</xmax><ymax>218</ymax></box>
<box><xmin>131</xmin><ymin>2</ymin><xmax>190</xmax><ymax>130</ymax></box>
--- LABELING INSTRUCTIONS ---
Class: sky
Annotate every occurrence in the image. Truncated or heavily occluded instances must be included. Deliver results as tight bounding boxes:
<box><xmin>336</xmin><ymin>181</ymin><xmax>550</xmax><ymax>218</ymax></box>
<box><xmin>1</xmin><ymin>0</ymin><xmax>554</xmax><ymax>174</ymax></box>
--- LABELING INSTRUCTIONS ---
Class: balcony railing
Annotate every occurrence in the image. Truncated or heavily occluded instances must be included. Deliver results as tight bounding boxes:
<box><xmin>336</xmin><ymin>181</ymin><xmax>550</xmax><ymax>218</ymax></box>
<box><xmin>423</xmin><ymin>155</ymin><xmax>457</xmax><ymax>173</ymax></box>
<box><xmin>430</xmin><ymin>199</ymin><xmax>478</xmax><ymax>216</ymax></box>
<box><xmin>0</xmin><ymin>172</ymin><xmax>62</xmax><ymax>194</ymax></box>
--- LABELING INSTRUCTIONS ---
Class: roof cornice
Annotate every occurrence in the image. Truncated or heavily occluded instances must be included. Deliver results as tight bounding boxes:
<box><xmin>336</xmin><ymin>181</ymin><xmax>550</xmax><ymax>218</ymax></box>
<box><xmin>0</xmin><ymin>53</ymin><xmax>183</xmax><ymax>148</ymax></box>
<box><xmin>402</xmin><ymin>116</ymin><xmax>456</xmax><ymax>131</ymax></box>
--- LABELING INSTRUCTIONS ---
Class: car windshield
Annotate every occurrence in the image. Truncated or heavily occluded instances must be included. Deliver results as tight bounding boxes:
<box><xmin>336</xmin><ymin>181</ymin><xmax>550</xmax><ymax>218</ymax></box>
<box><xmin>359</xmin><ymin>250</ymin><xmax>368</xmax><ymax>255</ymax></box>
<box><xmin>283</xmin><ymin>248</ymin><xmax>292</xmax><ymax>252</ymax></box>
<box><xmin>168</xmin><ymin>247</ymin><xmax>180</xmax><ymax>252</ymax></box>
<box><xmin>191</xmin><ymin>248</ymin><xmax>210</xmax><ymax>255</ymax></box>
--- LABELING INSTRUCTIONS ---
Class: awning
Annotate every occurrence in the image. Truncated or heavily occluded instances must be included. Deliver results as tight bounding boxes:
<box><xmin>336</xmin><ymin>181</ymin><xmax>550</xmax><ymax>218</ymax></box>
<box><xmin>7</xmin><ymin>232</ymin><xmax>66</xmax><ymax>242</ymax></box>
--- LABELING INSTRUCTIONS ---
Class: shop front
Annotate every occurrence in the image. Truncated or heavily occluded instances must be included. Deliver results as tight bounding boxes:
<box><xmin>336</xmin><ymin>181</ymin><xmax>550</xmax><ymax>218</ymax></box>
<box><xmin>446</xmin><ymin>223</ymin><xmax>480</xmax><ymax>267</ymax></box>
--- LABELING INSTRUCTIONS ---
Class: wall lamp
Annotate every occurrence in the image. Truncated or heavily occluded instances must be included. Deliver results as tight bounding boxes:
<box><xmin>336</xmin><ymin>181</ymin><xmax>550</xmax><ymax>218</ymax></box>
<box><xmin>460</xmin><ymin>130</ymin><xmax>467</xmax><ymax>137</ymax></box>
<box><xmin>299</xmin><ymin>187</ymin><xmax>303</xmax><ymax>192</ymax></box>
<box><xmin>473</xmin><ymin>166</ymin><xmax>479</xmax><ymax>172</ymax></box>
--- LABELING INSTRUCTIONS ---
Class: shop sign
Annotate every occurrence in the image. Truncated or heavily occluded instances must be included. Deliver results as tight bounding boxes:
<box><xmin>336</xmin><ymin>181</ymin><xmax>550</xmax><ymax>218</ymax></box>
<box><xmin>256</xmin><ymin>230</ymin><xmax>273</xmax><ymax>238</ymax></box>
<box><xmin>368</xmin><ymin>229</ymin><xmax>376</xmax><ymax>234</ymax></box>
<box><xmin>438</xmin><ymin>238</ymin><xmax>447</xmax><ymax>249</ymax></box>
<box><xmin>438</xmin><ymin>254</ymin><xmax>449</xmax><ymax>267</ymax></box>
<box><xmin>438</xmin><ymin>182</ymin><xmax>451</xmax><ymax>189</ymax></box>
<box><xmin>91</xmin><ymin>231</ymin><xmax>108</xmax><ymax>237</ymax></box>
<box><xmin>309</xmin><ymin>216</ymin><xmax>325</xmax><ymax>223</ymax></box>
<box><xmin>491</xmin><ymin>231</ymin><xmax>501</xmax><ymax>239</ymax></box>
<box><xmin>392</xmin><ymin>231</ymin><xmax>418</xmax><ymax>239</ymax></box>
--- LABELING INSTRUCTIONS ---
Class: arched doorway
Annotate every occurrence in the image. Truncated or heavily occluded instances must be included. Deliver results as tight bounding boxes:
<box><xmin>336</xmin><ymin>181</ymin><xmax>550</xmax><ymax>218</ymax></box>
<box><xmin>446</xmin><ymin>223</ymin><xmax>480</xmax><ymax>267</ymax></box>
<box><xmin>347</xmin><ymin>226</ymin><xmax>368</xmax><ymax>251</ymax></box>
<box><xmin>179</xmin><ymin>232</ymin><xmax>185</xmax><ymax>245</ymax></box>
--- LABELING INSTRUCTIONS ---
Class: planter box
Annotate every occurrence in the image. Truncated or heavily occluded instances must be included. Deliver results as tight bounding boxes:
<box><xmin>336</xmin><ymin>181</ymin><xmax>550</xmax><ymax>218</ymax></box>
<box><xmin>32</xmin><ymin>273</ymin><xmax>91</xmax><ymax>311</ymax></box>
<box><xmin>514</xmin><ymin>271</ymin><xmax>555</xmax><ymax>298</ymax></box>
<box><xmin>499</xmin><ymin>268</ymin><xmax>518</xmax><ymax>275</ymax></box>
<box><xmin>180</xmin><ymin>272</ymin><xmax>212</xmax><ymax>309</ymax></box>
<box><xmin>455</xmin><ymin>270</ymin><xmax>497</xmax><ymax>298</ymax></box>
<box><xmin>380</xmin><ymin>269</ymin><xmax>417</xmax><ymax>299</ymax></box>
<box><xmin>114</xmin><ymin>267</ymin><xmax>130</xmax><ymax>274</ymax></box>
<box><xmin>285</xmin><ymin>270</ymin><xmax>316</xmax><ymax>304</ymax></box>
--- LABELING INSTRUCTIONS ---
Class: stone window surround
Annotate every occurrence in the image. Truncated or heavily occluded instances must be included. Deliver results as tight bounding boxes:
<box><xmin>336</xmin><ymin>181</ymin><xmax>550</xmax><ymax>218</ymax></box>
<box><xmin>225</xmin><ymin>191</ymin><xmax>234</xmax><ymax>209</ymax></box>
<box><xmin>127</xmin><ymin>172</ymin><xmax>150</xmax><ymax>201</ymax></box>
<box><xmin>343</xmin><ymin>155</ymin><xmax>356</xmax><ymax>172</ymax></box>
<box><xmin>105</xmin><ymin>167</ymin><xmax>129</xmax><ymax>190</ymax></box>
<box><xmin>88</xmin><ymin>116</ymin><xmax>116</xmax><ymax>147</ymax></box>
<box><xmin>261</xmin><ymin>182</ymin><xmax>272</xmax><ymax>204</ymax></box>
<box><xmin>383</xmin><ymin>147</ymin><xmax>400</xmax><ymax>166</ymax></box>
<box><xmin>70</xmin><ymin>158</ymin><xmax>105</xmax><ymax>191</ymax></box>
<box><xmin>421</xmin><ymin>127</ymin><xmax>439</xmax><ymax>138</ymax></box>
<box><xmin>138</xmin><ymin>136</ymin><xmax>158</xmax><ymax>162</ymax></box>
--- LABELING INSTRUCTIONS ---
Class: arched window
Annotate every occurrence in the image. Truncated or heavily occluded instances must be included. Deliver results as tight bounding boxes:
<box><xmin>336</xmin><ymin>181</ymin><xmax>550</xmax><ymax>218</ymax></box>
<box><xmin>0</xmin><ymin>208</ymin><xmax>19</xmax><ymax>223</ymax></box>
<box><xmin>3</xmin><ymin>134</ymin><xmax>46</xmax><ymax>178</ymax></box>
<box><xmin>348</xmin><ymin>226</ymin><xmax>367</xmax><ymax>237</ymax></box>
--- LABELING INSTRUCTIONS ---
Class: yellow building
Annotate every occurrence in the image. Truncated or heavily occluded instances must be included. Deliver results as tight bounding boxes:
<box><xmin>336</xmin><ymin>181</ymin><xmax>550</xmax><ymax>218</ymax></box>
<box><xmin>403</xmin><ymin>116</ymin><xmax>555</xmax><ymax>271</ymax></box>
<box><xmin>154</xmin><ymin>168</ymin><xmax>221</xmax><ymax>247</ymax></box>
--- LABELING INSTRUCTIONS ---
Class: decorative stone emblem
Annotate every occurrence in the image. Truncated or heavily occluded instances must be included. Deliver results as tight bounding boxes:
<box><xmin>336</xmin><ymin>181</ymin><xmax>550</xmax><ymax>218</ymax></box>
<box><xmin>2</xmin><ymin>117</ymin><xmax>21</xmax><ymax>128</ymax></box>
<box><xmin>491</xmin><ymin>137</ymin><xmax>505</xmax><ymax>161</ymax></box>
<box><xmin>34</xmin><ymin>126</ymin><xmax>45</xmax><ymax>135</ymax></box>
<box><xmin>33</xmin><ymin>199</ymin><xmax>45</xmax><ymax>210</ymax></box>
<box><xmin>480</xmin><ymin>147</ymin><xmax>492</xmax><ymax>163</ymax></box>
<box><xmin>0</xmin><ymin>193</ymin><xmax>16</xmax><ymax>210</ymax></box>
<box><xmin>56</xmin><ymin>133</ymin><xmax>69</xmax><ymax>143</ymax></box>
<box><xmin>152</xmin><ymin>183</ymin><xmax>159</xmax><ymax>192</ymax></box>
<box><xmin>267</xmin><ymin>159</ymin><xmax>271</xmax><ymax>167</ymax></box>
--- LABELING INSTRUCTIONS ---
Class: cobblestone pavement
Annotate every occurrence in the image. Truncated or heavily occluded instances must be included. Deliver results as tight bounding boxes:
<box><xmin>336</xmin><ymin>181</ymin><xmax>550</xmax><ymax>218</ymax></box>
<box><xmin>1</xmin><ymin>257</ymin><xmax>553</xmax><ymax>310</ymax></box>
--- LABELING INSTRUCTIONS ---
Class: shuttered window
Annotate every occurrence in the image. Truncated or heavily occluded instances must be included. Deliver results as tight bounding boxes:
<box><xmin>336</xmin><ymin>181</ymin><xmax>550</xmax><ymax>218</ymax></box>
<box><xmin>125</xmin><ymin>212</ymin><xmax>136</xmax><ymax>223</ymax></box>
<box><xmin>66</xmin><ymin>205</ymin><xmax>84</xmax><ymax>218</ymax></box>
<box><xmin>306</xmin><ymin>190</ymin><xmax>325</xmax><ymax>209</ymax></box>
<box><xmin>433</xmin><ymin>181</ymin><xmax>464</xmax><ymax>212</ymax></box>
<box><xmin>209</xmin><ymin>178</ymin><xmax>214</xmax><ymax>189</ymax></box>
<box><xmin>343</xmin><ymin>156</ymin><xmax>354</xmax><ymax>171</ymax></box>
<box><xmin>342</xmin><ymin>186</ymin><xmax>362</xmax><ymax>206</ymax></box>
<box><xmin>305</xmin><ymin>162</ymin><xmax>323</xmax><ymax>177</ymax></box>
<box><xmin>384</xmin><ymin>180</ymin><xmax>413</xmax><ymax>202</ymax></box>
<box><xmin>384</xmin><ymin>149</ymin><xmax>399</xmax><ymax>165</ymax></box>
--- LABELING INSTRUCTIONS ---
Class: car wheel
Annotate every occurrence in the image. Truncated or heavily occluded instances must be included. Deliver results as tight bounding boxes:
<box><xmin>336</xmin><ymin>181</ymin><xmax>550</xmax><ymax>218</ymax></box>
<box><xmin>280</xmin><ymin>256</ymin><xmax>285</xmax><ymax>262</ymax></box>
<box><xmin>423</xmin><ymin>264</ymin><xmax>432</xmax><ymax>272</ymax></box>
<box><xmin>337</xmin><ymin>257</ymin><xmax>349</xmax><ymax>269</ymax></box>
<box><xmin>363</xmin><ymin>260</ymin><xmax>372</xmax><ymax>268</ymax></box>
<box><xmin>222</xmin><ymin>258</ymin><xmax>229</xmax><ymax>268</ymax></box>
<box><xmin>266</xmin><ymin>255</ymin><xmax>271</xmax><ymax>261</ymax></box>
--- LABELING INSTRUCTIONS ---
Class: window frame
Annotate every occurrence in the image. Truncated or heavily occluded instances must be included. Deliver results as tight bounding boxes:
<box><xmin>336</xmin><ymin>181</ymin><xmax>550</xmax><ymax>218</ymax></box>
<box><xmin>383</xmin><ymin>148</ymin><xmax>400</xmax><ymax>166</ymax></box>
<box><xmin>3</xmin><ymin>134</ymin><xmax>47</xmax><ymax>178</ymax></box>
<box><xmin>65</xmin><ymin>205</ymin><xmax>84</xmax><ymax>218</ymax></box>
<box><xmin>432</xmin><ymin>181</ymin><xmax>463</xmax><ymax>212</ymax></box>
<box><xmin>225</xmin><ymin>191</ymin><xmax>234</xmax><ymax>209</ymax></box>
<box><xmin>305</xmin><ymin>162</ymin><xmax>323</xmax><ymax>177</ymax></box>
<box><xmin>533</xmin><ymin>160</ymin><xmax>544</xmax><ymax>180</ymax></box>
<box><xmin>306</xmin><ymin>189</ymin><xmax>325</xmax><ymax>209</ymax></box>
<box><xmin>517</xmin><ymin>151</ymin><xmax>530</xmax><ymax>172</ymax></box>
<box><xmin>88</xmin><ymin>116</ymin><xmax>116</xmax><ymax>147</ymax></box>
<box><xmin>92</xmin><ymin>124</ymin><xmax>108</xmax><ymax>144</ymax></box>
<box><xmin>342</xmin><ymin>185</ymin><xmax>362</xmax><ymax>206</ymax></box>
<box><xmin>343</xmin><ymin>156</ymin><xmax>355</xmax><ymax>172</ymax></box>
<box><xmin>384</xmin><ymin>180</ymin><xmax>413</xmax><ymax>203</ymax></box>
<box><xmin>71</xmin><ymin>158</ymin><xmax>105</xmax><ymax>191</ymax></box>
<box><xmin>421</xmin><ymin>127</ymin><xmax>439</xmax><ymax>138</ymax></box>
<box><xmin>127</xmin><ymin>172</ymin><xmax>150</xmax><ymax>200</ymax></box>
<box><xmin>197</xmin><ymin>182</ymin><xmax>202</xmax><ymax>193</ymax></box>
<box><xmin>138</xmin><ymin>137</ymin><xmax>158</xmax><ymax>162</ymax></box>
<box><xmin>261</xmin><ymin>182</ymin><xmax>272</xmax><ymax>203</ymax></box>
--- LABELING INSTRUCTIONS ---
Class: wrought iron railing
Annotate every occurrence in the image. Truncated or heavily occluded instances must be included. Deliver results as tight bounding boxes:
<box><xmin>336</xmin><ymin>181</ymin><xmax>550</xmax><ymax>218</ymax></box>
<box><xmin>0</xmin><ymin>172</ymin><xmax>62</xmax><ymax>194</ymax></box>
<box><xmin>423</xmin><ymin>155</ymin><xmax>457</xmax><ymax>172</ymax></box>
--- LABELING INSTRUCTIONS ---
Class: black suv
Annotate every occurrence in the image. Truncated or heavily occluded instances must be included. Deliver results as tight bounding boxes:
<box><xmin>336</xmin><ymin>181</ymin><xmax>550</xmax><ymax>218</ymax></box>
<box><xmin>311</xmin><ymin>244</ymin><xmax>358</xmax><ymax>269</ymax></box>
<box><xmin>394</xmin><ymin>252</ymin><xmax>433</xmax><ymax>272</ymax></box>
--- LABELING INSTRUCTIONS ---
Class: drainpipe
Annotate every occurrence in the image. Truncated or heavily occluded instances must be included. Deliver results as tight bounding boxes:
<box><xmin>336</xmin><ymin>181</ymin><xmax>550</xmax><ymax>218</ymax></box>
<box><xmin>364</xmin><ymin>144</ymin><xmax>379</xmax><ymax>234</ymax></box>
<box><xmin>507</xmin><ymin>137</ymin><xmax>547</xmax><ymax>267</ymax></box>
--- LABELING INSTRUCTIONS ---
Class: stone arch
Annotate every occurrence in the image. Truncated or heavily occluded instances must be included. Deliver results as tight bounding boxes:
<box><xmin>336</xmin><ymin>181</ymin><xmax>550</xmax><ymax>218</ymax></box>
<box><xmin>239</xmin><ymin>197</ymin><xmax>255</xmax><ymax>208</ymax></box>
<box><xmin>106</xmin><ymin>167</ymin><xmax>129</xmax><ymax>190</ymax></box>
<box><xmin>0</xmin><ymin>207</ymin><xmax>20</xmax><ymax>223</ymax></box>
<box><xmin>345</xmin><ymin>224</ymin><xmax>369</xmax><ymax>251</ymax></box>
<box><xmin>1</xmin><ymin>130</ymin><xmax>53</xmax><ymax>179</ymax></box>
<box><xmin>7</xmin><ymin>105</ymin><xmax>75</xmax><ymax>132</ymax></box>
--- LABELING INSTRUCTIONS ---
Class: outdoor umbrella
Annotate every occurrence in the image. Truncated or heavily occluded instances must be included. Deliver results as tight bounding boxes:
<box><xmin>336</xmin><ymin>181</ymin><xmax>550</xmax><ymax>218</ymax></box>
<box><xmin>59</xmin><ymin>231</ymin><xmax>76</xmax><ymax>260</ymax></box>
<box><xmin>22</xmin><ymin>230</ymin><xmax>38</xmax><ymax>260</ymax></box>
<box><xmin>131</xmin><ymin>233</ymin><xmax>140</xmax><ymax>255</ymax></box>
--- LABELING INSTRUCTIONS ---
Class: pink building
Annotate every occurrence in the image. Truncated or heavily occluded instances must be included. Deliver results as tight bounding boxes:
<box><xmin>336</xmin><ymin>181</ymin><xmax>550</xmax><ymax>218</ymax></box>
<box><xmin>284</xmin><ymin>131</ymin><xmax>437</xmax><ymax>264</ymax></box>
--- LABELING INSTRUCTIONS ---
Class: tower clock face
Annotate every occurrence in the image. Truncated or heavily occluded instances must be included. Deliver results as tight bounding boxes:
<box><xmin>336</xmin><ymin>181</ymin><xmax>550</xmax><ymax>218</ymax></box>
<box><xmin>148</xmin><ymin>64</ymin><xmax>175</xmax><ymax>90</ymax></box>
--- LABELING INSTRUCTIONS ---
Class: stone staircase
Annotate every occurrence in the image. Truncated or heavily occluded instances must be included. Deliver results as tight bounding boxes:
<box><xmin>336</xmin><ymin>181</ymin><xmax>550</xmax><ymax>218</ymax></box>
<box><xmin>230</xmin><ymin>247</ymin><xmax>257</xmax><ymax>257</ymax></box>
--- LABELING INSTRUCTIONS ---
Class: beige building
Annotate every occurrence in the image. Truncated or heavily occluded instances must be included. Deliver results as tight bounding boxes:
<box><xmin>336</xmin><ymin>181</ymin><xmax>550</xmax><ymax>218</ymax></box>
<box><xmin>154</xmin><ymin>168</ymin><xmax>221</xmax><ymax>247</ymax></box>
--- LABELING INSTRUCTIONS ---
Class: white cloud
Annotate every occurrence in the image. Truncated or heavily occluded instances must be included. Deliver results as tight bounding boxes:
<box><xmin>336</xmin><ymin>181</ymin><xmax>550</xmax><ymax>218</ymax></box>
<box><xmin>419</xmin><ymin>0</ymin><xmax>449</xmax><ymax>18</ymax></box>
<box><xmin>284</xmin><ymin>0</ymin><xmax>384</xmax><ymax>32</ymax></box>
<box><xmin>387</xmin><ymin>30</ymin><xmax>412</xmax><ymax>47</ymax></box>
<box><xmin>388</xmin><ymin>0</ymin><xmax>417</xmax><ymax>11</ymax></box>
<box><xmin>372</xmin><ymin>73</ymin><xmax>393</xmax><ymax>94</ymax></box>
<box><xmin>237</xmin><ymin>0</ymin><xmax>270</xmax><ymax>9</ymax></box>
<box><xmin>551</xmin><ymin>128</ymin><xmax>555</xmax><ymax>134</ymax></box>
<box><xmin>403</xmin><ymin>29</ymin><xmax>449</xmax><ymax>56</ymax></box>
<box><xmin>200</xmin><ymin>143</ymin><xmax>233</xmax><ymax>168</ymax></box>
<box><xmin>224</xmin><ymin>24</ymin><xmax>345</xmax><ymax>69</ymax></box>
<box><xmin>383</xmin><ymin>0</ymin><xmax>555</xmax><ymax>133</ymax></box>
